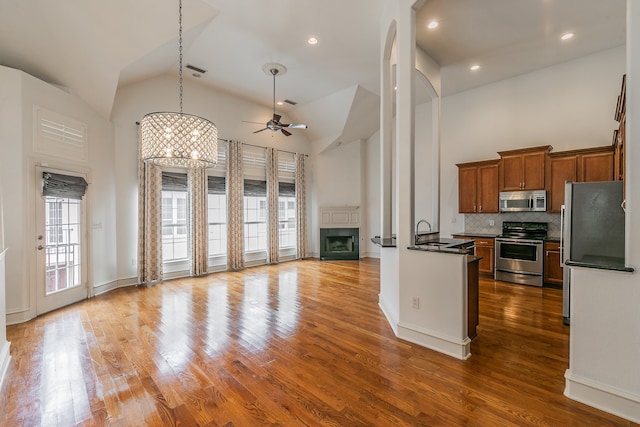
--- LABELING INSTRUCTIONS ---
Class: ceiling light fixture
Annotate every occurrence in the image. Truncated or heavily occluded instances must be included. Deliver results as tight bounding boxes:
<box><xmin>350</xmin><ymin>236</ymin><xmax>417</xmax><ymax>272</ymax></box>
<box><xmin>139</xmin><ymin>0</ymin><xmax>217</xmax><ymax>169</ymax></box>
<box><xmin>561</xmin><ymin>32</ymin><xmax>575</xmax><ymax>41</ymax></box>
<box><xmin>276</xmin><ymin>101</ymin><xmax>284</xmax><ymax>106</ymax></box>
<box><xmin>428</xmin><ymin>21</ymin><xmax>439</xmax><ymax>29</ymax></box>
<box><xmin>470</xmin><ymin>64</ymin><xmax>481</xmax><ymax>71</ymax></box>
<box><xmin>307</xmin><ymin>37</ymin><xmax>318</xmax><ymax>45</ymax></box>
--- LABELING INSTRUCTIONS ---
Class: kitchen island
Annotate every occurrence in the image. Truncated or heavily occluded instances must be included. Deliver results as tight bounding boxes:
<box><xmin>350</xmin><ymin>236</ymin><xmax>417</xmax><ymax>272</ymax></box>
<box><xmin>375</xmin><ymin>235</ymin><xmax>480</xmax><ymax>359</ymax></box>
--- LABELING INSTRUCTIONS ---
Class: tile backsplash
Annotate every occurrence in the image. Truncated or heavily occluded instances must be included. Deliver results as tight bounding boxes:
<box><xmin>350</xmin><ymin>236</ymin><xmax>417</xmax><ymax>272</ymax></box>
<box><xmin>464</xmin><ymin>212</ymin><xmax>561</xmax><ymax>237</ymax></box>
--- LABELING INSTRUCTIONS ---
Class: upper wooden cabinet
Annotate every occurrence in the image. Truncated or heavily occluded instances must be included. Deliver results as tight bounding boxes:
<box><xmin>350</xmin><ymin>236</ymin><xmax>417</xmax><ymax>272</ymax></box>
<box><xmin>546</xmin><ymin>146</ymin><xmax>615</xmax><ymax>212</ymax></box>
<box><xmin>498</xmin><ymin>146</ymin><xmax>552</xmax><ymax>191</ymax></box>
<box><xmin>457</xmin><ymin>160</ymin><xmax>499</xmax><ymax>214</ymax></box>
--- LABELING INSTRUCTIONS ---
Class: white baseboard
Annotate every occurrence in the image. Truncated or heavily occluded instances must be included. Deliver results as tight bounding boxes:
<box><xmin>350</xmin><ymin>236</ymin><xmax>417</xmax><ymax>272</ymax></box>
<box><xmin>378</xmin><ymin>296</ymin><xmax>399</xmax><ymax>335</ymax></box>
<box><xmin>0</xmin><ymin>340</ymin><xmax>11</xmax><ymax>392</ymax></box>
<box><xmin>564</xmin><ymin>369</ymin><xmax>640</xmax><ymax>423</ymax></box>
<box><xmin>6</xmin><ymin>307</ymin><xmax>33</xmax><ymax>326</ymax></box>
<box><xmin>362</xmin><ymin>251</ymin><xmax>380</xmax><ymax>259</ymax></box>
<box><xmin>397</xmin><ymin>321</ymin><xmax>471</xmax><ymax>360</ymax></box>
<box><xmin>93</xmin><ymin>277</ymin><xmax>138</xmax><ymax>296</ymax></box>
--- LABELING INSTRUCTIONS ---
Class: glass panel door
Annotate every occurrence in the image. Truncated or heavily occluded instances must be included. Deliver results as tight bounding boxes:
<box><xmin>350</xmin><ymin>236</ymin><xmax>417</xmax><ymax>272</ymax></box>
<box><xmin>36</xmin><ymin>167</ymin><xmax>87</xmax><ymax>315</ymax></box>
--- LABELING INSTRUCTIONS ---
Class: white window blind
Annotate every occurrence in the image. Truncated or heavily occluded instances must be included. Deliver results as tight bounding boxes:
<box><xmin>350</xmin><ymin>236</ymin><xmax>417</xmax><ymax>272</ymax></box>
<box><xmin>243</xmin><ymin>145</ymin><xmax>266</xmax><ymax>180</ymax></box>
<box><xmin>34</xmin><ymin>106</ymin><xmax>88</xmax><ymax>162</ymax></box>
<box><xmin>278</xmin><ymin>151</ymin><xmax>295</xmax><ymax>183</ymax></box>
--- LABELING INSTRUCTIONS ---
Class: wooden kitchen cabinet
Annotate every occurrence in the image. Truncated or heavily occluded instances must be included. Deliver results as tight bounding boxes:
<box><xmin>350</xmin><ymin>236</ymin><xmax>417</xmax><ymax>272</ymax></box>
<box><xmin>453</xmin><ymin>235</ymin><xmax>495</xmax><ymax>276</ymax></box>
<box><xmin>456</xmin><ymin>160</ymin><xmax>499</xmax><ymax>214</ymax></box>
<box><xmin>546</xmin><ymin>146</ymin><xmax>615</xmax><ymax>213</ymax></box>
<box><xmin>498</xmin><ymin>145</ymin><xmax>552</xmax><ymax>191</ymax></box>
<box><xmin>544</xmin><ymin>241</ymin><xmax>563</xmax><ymax>286</ymax></box>
<box><xmin>475</xmin><ymin>237</ymin><xmax>495</xmax><ymax>276</ymax></box>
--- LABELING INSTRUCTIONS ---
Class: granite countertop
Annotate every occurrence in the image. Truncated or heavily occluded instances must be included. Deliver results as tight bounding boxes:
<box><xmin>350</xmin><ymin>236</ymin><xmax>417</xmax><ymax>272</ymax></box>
<box><xmin>565</xmin><ymin>255</ymin><xmax>634</xmax><ymax>272</ymax></box>
<box><xmin>407</xmin><ymin>237</ymin><xmax>474</xmax><ymax>255</ymax></box>
<box><xmin>371</xmin><ymin>236</ymin><xmax>396</xmax><ymax>248</ymax></box>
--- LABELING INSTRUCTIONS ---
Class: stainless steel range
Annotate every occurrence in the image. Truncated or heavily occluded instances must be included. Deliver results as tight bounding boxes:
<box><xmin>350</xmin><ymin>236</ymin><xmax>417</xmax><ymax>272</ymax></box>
<box><xmin>495</xmin><ymin>221</ymin><xmax>547</xmax><ymax>287</ymax></box>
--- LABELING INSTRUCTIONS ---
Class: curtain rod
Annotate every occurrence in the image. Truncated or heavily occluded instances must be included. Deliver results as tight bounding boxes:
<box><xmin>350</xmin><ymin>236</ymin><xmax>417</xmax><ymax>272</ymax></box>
<box><xmin>218</xmin><ymin>138</ymin><xmax>308</xmax><ymax>157</ymax></box>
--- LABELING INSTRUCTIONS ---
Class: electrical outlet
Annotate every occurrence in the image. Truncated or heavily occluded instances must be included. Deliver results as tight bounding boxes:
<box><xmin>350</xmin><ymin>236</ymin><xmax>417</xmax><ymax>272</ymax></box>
<box><xmin>411</xmin><ymin>296</ymin><xmax>420</xmax><ymax>309</ymax></box>
<box><xmin>489</xmin><ymin>220</ymin><xmax>495</xmax><ymax>226</ymax></box>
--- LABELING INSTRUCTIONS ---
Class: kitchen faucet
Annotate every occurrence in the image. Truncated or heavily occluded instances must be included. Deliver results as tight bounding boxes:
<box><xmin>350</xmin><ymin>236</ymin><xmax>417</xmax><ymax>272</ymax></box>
<box><xmin>416</xmin><ymin>219</ymin><xmax>432</xmax><ymax>235</ymax></box>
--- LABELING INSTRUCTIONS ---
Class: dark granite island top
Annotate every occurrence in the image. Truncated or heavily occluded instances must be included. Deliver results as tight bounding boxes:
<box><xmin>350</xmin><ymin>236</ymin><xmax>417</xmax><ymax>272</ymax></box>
<box><xmin>371</xmin><ymin>236</ymin><xmax>396</xmax><ymax>247</ymax></box>
<box><xmin>565</xmin><ymin>255</ymin><xmax>634</xmax><ymax>273</ymax></box>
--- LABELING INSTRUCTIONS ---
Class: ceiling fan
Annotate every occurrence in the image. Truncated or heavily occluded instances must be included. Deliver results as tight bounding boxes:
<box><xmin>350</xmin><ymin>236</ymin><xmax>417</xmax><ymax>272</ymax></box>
<box><xmin>244</xmin><ymin>63</ymin><xmax>307</xmax><ymax>136</ymax></box>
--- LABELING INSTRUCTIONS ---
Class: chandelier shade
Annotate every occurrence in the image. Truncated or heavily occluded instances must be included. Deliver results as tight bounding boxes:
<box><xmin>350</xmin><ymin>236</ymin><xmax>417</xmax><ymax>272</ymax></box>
<box><xmin>140</xmin><ymin>112</ymin><xmax>218</xmax><ymax>169</ymax></box>
<box><xmin>139</xmin><ymin>0</ymin><xmax>218</xmax><ymax>169</ymax></box>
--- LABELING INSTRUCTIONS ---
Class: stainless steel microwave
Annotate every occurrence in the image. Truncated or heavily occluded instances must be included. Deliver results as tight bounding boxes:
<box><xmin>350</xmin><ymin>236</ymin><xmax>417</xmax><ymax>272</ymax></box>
<box><xmin>499</xmin><ymin>190</ymin><xmax>547</xmax><ymax>212</ymax></box>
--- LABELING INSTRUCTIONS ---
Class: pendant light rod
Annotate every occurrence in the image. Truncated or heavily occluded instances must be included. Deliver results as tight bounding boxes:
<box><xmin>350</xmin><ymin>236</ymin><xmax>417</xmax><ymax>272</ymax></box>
<box><xmin>178</xmin><ymin>0</ymin><xmax>183</xmax><ymax>114</ymax></box>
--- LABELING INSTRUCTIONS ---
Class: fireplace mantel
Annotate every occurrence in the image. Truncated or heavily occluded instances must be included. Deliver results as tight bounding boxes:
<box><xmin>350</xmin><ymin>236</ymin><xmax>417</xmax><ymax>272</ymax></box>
<box><xmin>319</xmin><ymin>206</ymin><xmax>360</xmax><ymax>229</ymax></box>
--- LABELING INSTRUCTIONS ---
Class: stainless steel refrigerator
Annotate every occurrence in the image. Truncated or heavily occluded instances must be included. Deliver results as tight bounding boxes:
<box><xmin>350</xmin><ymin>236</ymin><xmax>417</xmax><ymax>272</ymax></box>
<box><xmin>560</xmin><ymin>180</ymin><xmax>625</xmax><ymax>325</ymax></box>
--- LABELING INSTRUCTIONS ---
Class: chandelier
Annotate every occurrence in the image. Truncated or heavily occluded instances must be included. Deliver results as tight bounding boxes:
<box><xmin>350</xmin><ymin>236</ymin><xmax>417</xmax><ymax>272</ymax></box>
<box><xmin>140</xmin><ymin>0</ymin><xmax>217</xmax><ymax>169</ymax></box>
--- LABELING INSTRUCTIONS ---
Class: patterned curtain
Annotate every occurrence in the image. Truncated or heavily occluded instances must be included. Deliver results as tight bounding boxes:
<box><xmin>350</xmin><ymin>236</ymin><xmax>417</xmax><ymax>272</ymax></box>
<box><xmin>137</xmin><ymin>160</ymin><xmax>163</xmax><ymax>284</ymax></box>
<box><xmin>189</xmin><ymin>168</ymin><xmax>208</xmax><ymax>276</ymax></box>
<box><xmin>226</xmin><ymin>140</ymin><xmax>245</xmax><ymax>270</ymax></box>
<box><xmin>266</xmin><ymin>148</ymin><xmax>279</xmax><ymax>264</ymax></box>
<box><xmin>295</xmin><ymin>153</ymin><xmax>308</xmax><ymax>259</ymax></box>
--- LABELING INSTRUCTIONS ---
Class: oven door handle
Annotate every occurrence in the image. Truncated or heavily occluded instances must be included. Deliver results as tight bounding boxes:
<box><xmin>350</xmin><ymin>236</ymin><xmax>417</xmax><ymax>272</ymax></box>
<box><xmin>496</xmin><ymin>238</ymin><xmax>543</xmax><ymax>245</ymax></box>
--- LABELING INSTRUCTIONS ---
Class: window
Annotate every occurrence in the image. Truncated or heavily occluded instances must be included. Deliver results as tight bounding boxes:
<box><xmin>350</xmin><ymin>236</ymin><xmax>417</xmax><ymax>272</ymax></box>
<box><xmin>161</xmin><ymin>172</ymin><xmax>189</xmax><ymax>262</ymax></box>
<box><xmin>278</xmin><ymin>194</ymin><xmax>296</xmax><ymax>249</ymax></box>
<box><xmin>44</xmin><ymin>197</ymin><xmax>82</xmax><ymax>293</ymax></box>
<box><xmin>207</xmin><ymin>176</ymin><xmax>227</xmax><ymax>257</ymax></box>
<box><xmin>47</xmin><ymin>200</ymin><xmax>64</xmax><ymax>244</ymax></box>
<box><xmin>278</xmin><ymin>152</ymin><xmax>297</xmax><ymax>253</ymax></box>
<box><xmin>244</xmin><ymin>185</ymin><xmax>267</xmax><ymax>253</ymax></box>
<box><xmin>161</xmin><ymin>190</ymin><xmax>189</xmax><ymax>261</ymax></box>
<box><xmin>243</xmin><ymin>146</ymin><xmax>268</xmax><ymax>257</ymax></box>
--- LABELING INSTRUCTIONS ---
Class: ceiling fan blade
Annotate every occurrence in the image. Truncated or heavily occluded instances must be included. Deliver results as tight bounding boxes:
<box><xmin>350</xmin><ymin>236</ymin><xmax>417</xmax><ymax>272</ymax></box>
<box><xmin>281</xmin><ymin>128</ymin><xmax>292</xmax><ymax>136</ymax></box>
<box><xmin>273</xmin><ymin>113</ymin><xmax>281</xmax><ymax>123</ymax></box>
<box><xmin>253</xmin><ymin>128</ymin><xmax>268</xmax><ymax>134</ymax></box>
<box><xmin>242</xmin><ymin>120</ymin><xmax>265</xmax><ymax>125</ymax></box>
<box><xmin>285</xmin><ymin>124</ymin><xmax>308</xmax><ymax>129</ymax></box>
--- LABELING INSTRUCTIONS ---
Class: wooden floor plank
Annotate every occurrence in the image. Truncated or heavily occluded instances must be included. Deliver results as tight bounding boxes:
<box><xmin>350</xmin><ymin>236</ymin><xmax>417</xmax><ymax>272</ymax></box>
<box><xmin>1</xmin><ymin>258</ymin><xmax>636</xmax><ymax>426</ymax></box>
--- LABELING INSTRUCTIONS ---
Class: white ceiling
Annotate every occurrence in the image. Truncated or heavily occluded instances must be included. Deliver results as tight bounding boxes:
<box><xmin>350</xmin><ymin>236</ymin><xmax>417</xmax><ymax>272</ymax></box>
<box><xmin>0</xmin><ymin>0</ymin><xmax>627</xmax><ymax>135</ymax></box>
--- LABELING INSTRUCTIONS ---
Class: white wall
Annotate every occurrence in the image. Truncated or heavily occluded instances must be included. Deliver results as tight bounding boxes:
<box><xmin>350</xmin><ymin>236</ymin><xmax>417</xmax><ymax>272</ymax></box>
<box><xmin>439</xmin><ymin>46</ymin><xmax>626</xmax><ymax>236</ymax></box>
<box><xmin>111</xmin><ymin>75</ymin><xmax>312</xmax><ymax>280</ymax></box>
<box><xmin>310</xmin><ymin>140</ymin><xmax>364</xmax><ymax>257</ymax></box>
<box><xmin>0</xmin><ymin>66</ymin><xmax>116</xmax><ymax>323</ymax></box>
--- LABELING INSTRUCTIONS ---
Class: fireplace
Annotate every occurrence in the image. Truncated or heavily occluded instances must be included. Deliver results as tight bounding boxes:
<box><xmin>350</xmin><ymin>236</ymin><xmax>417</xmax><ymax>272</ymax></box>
<box><xmin>320</xmin><ymin>228</ymin><xmax>359</xmax><ymax>260</ymax></box>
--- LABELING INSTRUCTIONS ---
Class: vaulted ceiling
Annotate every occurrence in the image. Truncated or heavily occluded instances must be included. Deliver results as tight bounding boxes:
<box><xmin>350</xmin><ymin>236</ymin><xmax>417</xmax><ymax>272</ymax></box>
<box><xmin>0</xmin><ymin>0</ymin><xmax>626</xmax><ymax>143</ymax></box>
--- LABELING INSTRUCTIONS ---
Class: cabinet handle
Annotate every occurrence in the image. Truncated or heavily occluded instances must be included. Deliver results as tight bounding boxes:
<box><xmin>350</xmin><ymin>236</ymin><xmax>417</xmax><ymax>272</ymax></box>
<box><xmin>546</xmin><ymin>251</ymin><xmax>550</xmax><ymax>257</ymax></box>
<box><xmin>479</xmin><ymin>205</ymin><xmax>482</xmax><ymax>212</ymax></box>
<box><xmin>474</xmin><ymin>205</ymin><xmax>477</xmax><ymax>213</ymax></box>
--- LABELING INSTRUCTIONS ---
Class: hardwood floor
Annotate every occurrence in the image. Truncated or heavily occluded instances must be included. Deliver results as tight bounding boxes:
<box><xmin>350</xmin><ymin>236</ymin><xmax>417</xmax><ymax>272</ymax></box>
<box><xmin>1</xmin><ymin>258</ymin><xmax>636</xmax><ymax>426</ymax></box>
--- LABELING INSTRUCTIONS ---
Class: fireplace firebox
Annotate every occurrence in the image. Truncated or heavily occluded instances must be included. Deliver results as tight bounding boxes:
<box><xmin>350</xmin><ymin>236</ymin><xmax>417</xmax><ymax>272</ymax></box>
<box><xmin>320</xmin><ymin>228</ymin><xmax>359</xmax><ymax>260</ymax></box>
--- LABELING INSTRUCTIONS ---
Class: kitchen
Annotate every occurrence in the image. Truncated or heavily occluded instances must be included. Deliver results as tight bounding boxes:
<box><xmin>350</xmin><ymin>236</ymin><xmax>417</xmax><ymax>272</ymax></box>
<box><xmin>371</xmin><ymin>2</ymin><xmax>638</xmax><ymax>420</ymax></box>
<box><xmin>371</xmin><ymin>41</ymin><xmax>628</xmax><ymax>347</ymax></box>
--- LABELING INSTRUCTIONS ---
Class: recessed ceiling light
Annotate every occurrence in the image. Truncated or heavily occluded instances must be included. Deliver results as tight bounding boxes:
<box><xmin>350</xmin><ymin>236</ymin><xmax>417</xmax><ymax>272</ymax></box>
<box><xmin>470</xmin><ymin>64</ymin><xmax>480</xmax><ymax>71</ymax></box>
<box><xmin>561</xmin><ymin>32</ymin><xmax>575</xmax><ymax>41</ymax></box>
<box><xmin>276</xmin><ymin>101</ymin><xmax>284</xmax><ymax>106</ymax></box>
<box><xmin>307</xmin><ymin>37</ymin><xmax>318</xmax><ymax>45</ymax></box>
<box><xmin>428</xmin><ymin>21</ymin><xmax>439</xmax><ymax>29</ymax></box>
